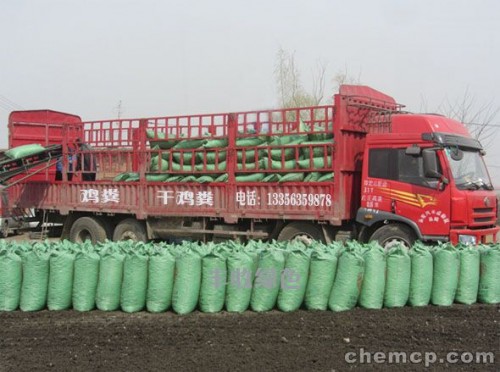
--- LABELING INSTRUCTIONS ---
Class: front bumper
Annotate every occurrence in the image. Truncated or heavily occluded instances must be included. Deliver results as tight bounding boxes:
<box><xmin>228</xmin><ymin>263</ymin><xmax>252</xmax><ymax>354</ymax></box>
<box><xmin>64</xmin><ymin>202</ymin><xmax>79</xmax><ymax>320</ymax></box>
<box><xmin>450</xmin><ymin>226</ymin><xmax>499</xmax><ymax>245</ymax></box>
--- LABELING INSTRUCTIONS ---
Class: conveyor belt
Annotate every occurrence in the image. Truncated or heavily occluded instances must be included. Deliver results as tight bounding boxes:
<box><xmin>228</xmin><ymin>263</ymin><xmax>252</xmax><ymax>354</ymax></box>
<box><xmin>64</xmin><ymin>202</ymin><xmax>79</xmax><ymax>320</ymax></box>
<box><xmin>0</xmin><ymin>144</ymin><xmax>62</xmax><ymax>184</ymax></box>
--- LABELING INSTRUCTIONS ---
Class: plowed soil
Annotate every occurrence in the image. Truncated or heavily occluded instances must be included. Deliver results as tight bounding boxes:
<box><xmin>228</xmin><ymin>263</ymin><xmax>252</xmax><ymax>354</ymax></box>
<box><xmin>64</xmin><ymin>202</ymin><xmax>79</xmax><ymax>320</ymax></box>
<box><xmin>0</xmin><ymin>305</ymin><xmax>498</xmax><ymax>371</ymax></box>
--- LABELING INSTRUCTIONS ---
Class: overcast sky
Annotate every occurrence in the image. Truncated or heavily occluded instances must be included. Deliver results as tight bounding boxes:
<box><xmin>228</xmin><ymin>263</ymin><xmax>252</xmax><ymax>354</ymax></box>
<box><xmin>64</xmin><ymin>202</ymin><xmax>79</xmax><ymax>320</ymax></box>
<box><xmin>1</xmin><ymin>0</ymin><xmax>499</xmax><ymax>182</ymax></box>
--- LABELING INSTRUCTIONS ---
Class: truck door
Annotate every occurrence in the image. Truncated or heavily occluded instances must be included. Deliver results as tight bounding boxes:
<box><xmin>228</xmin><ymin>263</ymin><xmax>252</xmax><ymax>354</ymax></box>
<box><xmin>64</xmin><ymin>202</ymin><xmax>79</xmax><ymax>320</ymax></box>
<box><xmin>368</xmin><ymin>148</ymin><xmax>451</xmax><ymax>237</ymax></box>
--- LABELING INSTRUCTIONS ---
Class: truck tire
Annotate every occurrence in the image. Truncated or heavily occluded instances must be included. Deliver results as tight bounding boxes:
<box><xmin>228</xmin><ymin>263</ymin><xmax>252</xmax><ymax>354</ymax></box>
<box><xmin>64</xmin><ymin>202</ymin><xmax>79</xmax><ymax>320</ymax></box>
<box><xmin>69</xmin><ymin>216</ymin><xmax>109</xmax><ymax>244</ymax></box>
<box><xmin>113</xmin><ymin>218</ymin><xmax>147</xmax><ymax>242</ymax></box>
<box><xmin>369</xmin><ymin>223</ymin><xmax>415</xmax><ymax>251</ymax></box>
<box><xmin>277</xmin><ymin>221</ymin><xmax>325</xmax><ymax>244</ymax></box>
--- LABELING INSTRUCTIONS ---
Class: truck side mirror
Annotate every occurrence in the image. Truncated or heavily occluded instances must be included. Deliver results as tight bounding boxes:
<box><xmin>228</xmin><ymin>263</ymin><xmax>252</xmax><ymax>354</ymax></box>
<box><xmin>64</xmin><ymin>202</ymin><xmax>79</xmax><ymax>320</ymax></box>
<box><xmin>422</xmin><ymin>149</ymin><xmax>440</xmax><ymax>178</ymax></box>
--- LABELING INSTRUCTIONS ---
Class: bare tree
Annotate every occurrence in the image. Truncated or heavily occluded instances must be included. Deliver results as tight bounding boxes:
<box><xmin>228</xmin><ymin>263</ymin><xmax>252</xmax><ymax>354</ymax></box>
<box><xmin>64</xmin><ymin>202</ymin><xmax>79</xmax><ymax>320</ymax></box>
<box><xmin>274</xmin><ymin>48</ymin><xmax>326</xmax><ymax>108</ymax></box>
<box><xmin>438</xmin><ymin>87</ymin><xmax>500</xmax><ymax>149</ymax></box>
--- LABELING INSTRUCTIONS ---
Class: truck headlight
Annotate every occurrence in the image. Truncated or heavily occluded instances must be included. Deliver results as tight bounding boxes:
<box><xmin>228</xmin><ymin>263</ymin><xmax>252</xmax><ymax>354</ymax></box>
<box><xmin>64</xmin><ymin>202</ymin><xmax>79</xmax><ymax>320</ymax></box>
<box><xmin>458</xmin><ymin>234</ymin><xmax>477</xmax><ymax>245</ymax></box>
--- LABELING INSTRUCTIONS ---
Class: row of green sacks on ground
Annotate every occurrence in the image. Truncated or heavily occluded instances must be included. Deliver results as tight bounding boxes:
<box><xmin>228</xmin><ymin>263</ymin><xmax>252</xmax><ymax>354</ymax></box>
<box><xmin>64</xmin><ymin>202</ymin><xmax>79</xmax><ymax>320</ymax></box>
<box><xmin>0</xmin><ymin>240</ymin><xmax>499</xmax><ymax>314</ymax></box>
<box><xmin>113</xmin><ymin>171</ymin><xmax>334</xmax><ymax>183</ymax></box>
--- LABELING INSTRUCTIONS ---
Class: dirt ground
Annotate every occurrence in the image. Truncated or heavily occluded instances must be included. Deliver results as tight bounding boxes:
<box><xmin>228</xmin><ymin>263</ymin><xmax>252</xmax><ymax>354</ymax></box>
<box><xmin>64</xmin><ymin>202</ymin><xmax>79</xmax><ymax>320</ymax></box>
<box><xmin>0</xmin><ymin>305</ymin><xmax>498</xmax><ymax>371</ymax></box>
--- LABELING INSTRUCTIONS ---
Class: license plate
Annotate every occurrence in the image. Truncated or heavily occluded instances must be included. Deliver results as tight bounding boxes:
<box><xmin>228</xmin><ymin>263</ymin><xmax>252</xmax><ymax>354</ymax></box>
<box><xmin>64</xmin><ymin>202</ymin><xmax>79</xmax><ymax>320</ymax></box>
<box><xmin>484</xmin><ymin>234</ymin><xmax>494</xmax><ymax>243</ymax></box>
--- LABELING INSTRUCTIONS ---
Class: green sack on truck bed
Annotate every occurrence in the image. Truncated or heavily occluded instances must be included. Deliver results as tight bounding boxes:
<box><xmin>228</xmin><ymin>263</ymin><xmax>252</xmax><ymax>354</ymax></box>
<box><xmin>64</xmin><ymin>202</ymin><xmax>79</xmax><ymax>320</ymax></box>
<box><xmin>48</xmin><ymin>250</ymin><xmax>75</xmax><ymax>311</ymax></box>
<box><xmin>455</xmin><ymin>245</ymin><xmax>480</xmax><ymax>305</ymax></box>
<box><xmin>172</xmin><ymin>250</ymin><xmax>202</xmax><ymax>314</ymax></box>
<box><xmin>328</xmin><ymin>248</ymin><xmax>364</xmax><ymax>312</ymax></box>
<box><xmin>478</xmin><ymin>245</ymin><xmax>500</xmax><ymax>304</ymax></box>
<box><xmin>431</xmin><ymin>244</ymin><xmax>460</xmax><ymax>306</ymax></box>
<box><xmin>279</xmin><ymin>173</ymin><xmax>304</xmax><ymax>182</ymax></box>
<box><xmin>147</xmin><ymin>247</ymin><xmax>175</xmax><ymax>313</ymax></box>
<box><xmin>235</xmin><ymin>173</ymin><xmax>265</xmax><ymax>182</ymax></box>
<box><xmin>199</xmin><ymin>252</ymin><xmax>227</xmax><ymax>313</ymax></box>
<box><xmin>173</xmin><ymin>139</ymin><xmax>207</xmax><ymax>150</ymax></box>
<box><xmin>301</xmin><ymin>140</ymin><xmax>333</xmax><ymax>158</ymax></box>
<box><xmin>5</xmin><ymin>143</ymin><xmax>46</xmax><ymax>159</ymax></box>
<box><xmin>358</xmin><ymin>243</ymin><xmax>386</xmax><ymax>309</ymax></box>
<box><xmin>226</xmin><ymin>250</ymin><xmax>256</xmax><ymax>312</ymax></box>
<box><xmin>147</xmin><ymin>130</ymin><xmax>178</xmax><ymax>149</ymax></box>
<box><xmin>408</xmin><ymin>243</ymin><xmax>433</xmax><ymax>307</ymax></box>
<box><xmin>384</xmin><ymin>246</ymin><xmax>411</xmax><ymax>308</ymax></box>
<box><xmin>72</xmin><ymin>249</ymin><xmax>100</xmax><ymax>311</ymax></box>
<box><xmin>0</xmin><ymin>248</ymin><xmax>22</xmax><ymax>311</ymax></box>
<box><xmin>96</xmin><ymin>248</ymin><xmax>125</xmax><ymax>311</ymax></box>
<box><xmin>278</xmin><ymin>249</ymin><xmax>310</xmax><ymax>312</ymax></box>
<box><xmin>305</xmin><ymin>248</ymin><xmax>338</xmax><ymax>310</ymax></box>
<box><xmin>121</xmin><ymin>251</ymin><xmax>149</xmax><ymax>313</ymax></box>
<box><xmin>20</xmin><ymin>248</ymin><xmax>50</xmax><ymax>311</ymax></box>
<box><xmin>250</xmin><ymin>249</ymin><xmax>285</xmax><ymax>312</ymax></box>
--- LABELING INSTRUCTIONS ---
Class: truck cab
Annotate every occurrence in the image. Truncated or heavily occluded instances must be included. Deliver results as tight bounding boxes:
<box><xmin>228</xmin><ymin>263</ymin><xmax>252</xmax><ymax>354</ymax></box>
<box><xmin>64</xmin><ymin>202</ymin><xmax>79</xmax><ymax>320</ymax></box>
<box><xmin>357</xmin><ymin>114</ymin><xmax>499</xmax><ymax>248</ymax></box>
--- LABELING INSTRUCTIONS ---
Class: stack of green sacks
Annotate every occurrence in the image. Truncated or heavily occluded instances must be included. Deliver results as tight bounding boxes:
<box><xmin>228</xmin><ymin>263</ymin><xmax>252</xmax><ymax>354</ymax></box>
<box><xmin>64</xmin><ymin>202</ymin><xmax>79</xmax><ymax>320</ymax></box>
<box><xmin>0</xmin><ymin>239</ymin><xmax>498</xmax><ymax>314</ymax></box>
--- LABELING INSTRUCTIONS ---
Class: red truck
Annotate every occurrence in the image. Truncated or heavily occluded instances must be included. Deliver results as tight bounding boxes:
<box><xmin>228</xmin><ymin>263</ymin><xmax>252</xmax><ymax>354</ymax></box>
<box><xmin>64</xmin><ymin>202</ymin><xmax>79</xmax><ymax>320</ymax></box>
<box><xmin>4</xmin><ymin>85</ymin><xmax>498</xmax><ymax>247</ymax></box>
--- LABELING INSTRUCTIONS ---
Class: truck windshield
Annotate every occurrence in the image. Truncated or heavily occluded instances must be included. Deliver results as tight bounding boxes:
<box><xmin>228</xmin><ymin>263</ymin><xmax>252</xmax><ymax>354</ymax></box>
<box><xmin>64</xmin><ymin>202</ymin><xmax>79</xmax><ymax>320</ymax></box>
<box><xmin>445</xmin><ymin>147</ymin><xmax>493</xmax><ymax>190</ymax></box>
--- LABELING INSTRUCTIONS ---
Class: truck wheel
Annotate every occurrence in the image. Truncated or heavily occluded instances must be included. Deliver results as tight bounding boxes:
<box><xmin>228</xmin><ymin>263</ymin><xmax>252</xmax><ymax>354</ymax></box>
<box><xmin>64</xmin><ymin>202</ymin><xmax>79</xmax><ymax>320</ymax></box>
<box><xmin>113</xmin><ymin>218</ymin><xmax>147</xmax><ymax>242</ymax></box>
<box><xmin>369</xmin><ymin>223</ymin><xmax>415</xmax><ymax>251</ymax></box>
<box><xmin>277</xmin><ymin>222</ymin><xmax>325</xmax><ymax>244</ymax></box>
<box><xmin>69</xmin><ymin>216</ymin><xmax>109</xmax><ymax>244</ymax></box>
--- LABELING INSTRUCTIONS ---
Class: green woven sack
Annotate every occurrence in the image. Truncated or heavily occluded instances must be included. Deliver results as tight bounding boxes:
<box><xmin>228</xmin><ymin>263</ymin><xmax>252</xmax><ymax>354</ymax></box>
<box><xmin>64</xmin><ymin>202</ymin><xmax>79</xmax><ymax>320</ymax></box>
<box><xmin>305</xmin><ymin>249</ymin><xmax>338</xmax><ymax>310</ymax></box>
<box><xmin>236</xmin><ymin>162</ymin><xmax>261</xmax><ymax>171</ymax></box>
<box><xmin>262</xmin><ymin>159</ymin><xmax>297</xmax><ymax>170</ymax></box>
<box><xmin>165</xmin><ymin>175</ymin><xmax>183</xmax><ymax>182</ymax></box>
<box><xmin>269</xmin><ymin>134</ymin><xmax>307</xmax><ymax>146</ymax></box>
<box><xmin>150</xmin><ymin>156</ymin><xmax>169</xmax><ymax>171</ymax></box>
<box><xmin>301</xmin><ymin>140</ymin><xmax>333</xmax><ymax>158</ymax></box>
<box><xmin>171</xmin><ymin>162</ymin><xmax>194</xmax><ymax>172</ymax></box>
<box><xmin>121</xmin><ymin>252</ymin><xmax>149</xmax><ymax>313</ymax></box>
<box><xmin>250</xmin><ymin>250</ymin><xmax>285</xmax><ymax>312</ymax></box>
<box><xmin>236</xmin><ymin>137</ymin><xmax>266</xmax><ymax>147</ymax></box>
<box><xmin>298</xmin><ymin>156</ymin><xmax>332</xmax><ymax>169</ymax></box>
<box><xmin>214</xmin><ymin>173</ymin><xmax>229</xmax><ymax>182</ymax></box>
<box><xmin>147</xmin><ymin>248</ymin><xmax>175</xmax><ymax>313</ymax></box>
<box><xmin>270</xmin><ymin>147</ymin><xmax>297</xmax><ymax>161</ymax></box>
<box><xmin>172</xmin><ymin>250</ymin><xmax>202</xmax><ymax>314</ymax></box>
<box><xmin>0</xmin><ymin>248</ymin><xmax>22</xmax><ymax>311</ymax></box>
<box><xmin>199</xmin><ymin>151</ymin><xmax>227</xmax><ymax>163</ymax></box>
<box><xmin>358</xmin><ymin>243</ymin><xmax>386</xmax><ymax>309</ymax></box>
<box><xmin>384</xmin><ymin>246</ymin><xmax>411</xmax><ymax>308</ymax></box>
<box><xmin>235</xmin><ymin>173</ymin><xmax>265</xmax><ymax>182</ymax></box>
<box><xmin>431</xmin><ymin>244</ymin><xmax>460</xmax><ymax>306</ymax></box>
<box><xmin>455</xmin><ymin>245</ymin><xmax>480</xmax><ymax>304</ymax></box>
<box><xmin>146</xmin><ymin>173</ymin><xmax>169</xmax><ymax>182</ymax></box>
<box><xmin>408</xmin><ymin>243</ymin><xmax>433</xmax><ymax>307</ymax></box>
<box><xmin>262</xmin><ymin>174</ymin><xmax>281</xmax><ymax>182</ymax></box>
<box><xmin>277</xmin><ymin>249</ymin><xmax>310</xmax><ymax>312</ymax></box>
<box><xmin>478</xmin><ymin>245</ymin><xmax>500</xmax><ymax>304</ymax></box>
<box><xmin>5</xmin><ymin>144</ymin><xmax>46</xmax><ymax>159</ymax></box>
<box><xmin>173</xmin><ymin>139</ymin><xmax>207</xmax><ymax>150</ymax></box>
<box><xmin>199</xmin><ymin>252</ymin><xmax>227</xmax><ymax>313</ymax></box>
<box><xmin>203</xmin><ymin>138</ymin><xmax>228</xmax><ymax>148</ymax></box>
<box><xmin>195</xmin><ymin>161</ymin><xmax>227</xmax><ymax>172</ymax></box>
<box><xmin>318</xmin><ymin>172</ymin><xmax>334</xmax><ymax>182</ymax></box>
<box><xmin>172</xmin><ymin>151</ymin><xmax>198</xmax><ymax>164</ymax></box>
<box><xmin>20</xmin><ymin>249</ymin><xmax>50</xmax><ymax>311</ymax></box>
<box><xmin>48</xmin><ymin>250</ymin><xmax>75</xmax><ymax>311</ymax></box>
<box><xmin>328</xmin><ymin>248</ymin><xmax>364</xmax><ymax>312</ymax></box>
<box><xmin>196</xmin><ymin>175</ymin><xmax>214</xmax><ymax>183</ymax></box>
<box><xmin>113</xmin><ymin>172</ymin><xmax>130</xmax><ymax>181</ymax></box>
<box><xmin>279</xmin><ymin>173</ymin><xmax>304</xmax><ymax>182</ymax></box>
<box><xmin>96</xmin><ymin>249</ymin><xmax>125</xmax><ymax>311</ymax></box>
<box><xmin>237</xmin><ymin>149</ymin><xmax>264</xmax><ymax>163</ymax></box>
<box><xmin>72</xmin><ymin>250</ymin><xmax>100</xmax><ymax>311</ymax></box>
<box><xmin>226</xmin><ymin>251</ymin><xmax>256</xmax><ymax>312</ymax></box>
<box><xmin>147</xmin><ymin>130</ymin><xmax>178</xmax><ymax>149</ymax></box>
<box><xmin>304</xmin><ymin>172</ymin><xmax>321</xmax><ymax>182</ymax></box>
<box><xmin>181</xmin><ymin>175</ymin><xmax>197</xmax><ymax>182</ymax></box>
